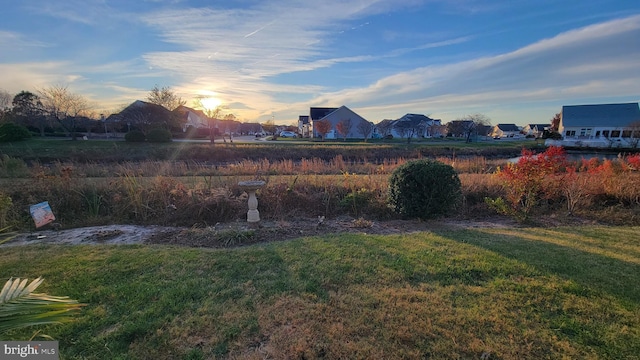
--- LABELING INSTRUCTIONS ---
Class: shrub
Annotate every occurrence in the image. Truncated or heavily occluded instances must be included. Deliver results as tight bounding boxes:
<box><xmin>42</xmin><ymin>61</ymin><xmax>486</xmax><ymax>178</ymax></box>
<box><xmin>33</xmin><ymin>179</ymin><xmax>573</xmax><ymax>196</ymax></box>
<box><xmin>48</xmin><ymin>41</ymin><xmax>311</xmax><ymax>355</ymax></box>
<box><xmin>488</xmin><ymin>146</ymin><xmax>567</xmax><ymax>221</ymax></box>
<box><xmin>0</xmin><ymin>123</ymin><xmax>32</xmax><ymax>142</ymax></box>
<box><xmin>388</xmin><ymin>159</ymin><xmax>461</xmax><ymax>219</ymax></box>
<box><xmin>147</xmin><ymin>128</ymin><xmax>172</xmax><ymax>143</ymax></box>
<box><xmin>340</xmin><ymin>188</ymin><xmax>375</xmax><ymax>217</ymax></box>
<box><xmin>125</xmin><ymin>130</ymin><xmax>146</xmax><ymax>142</ymax></box>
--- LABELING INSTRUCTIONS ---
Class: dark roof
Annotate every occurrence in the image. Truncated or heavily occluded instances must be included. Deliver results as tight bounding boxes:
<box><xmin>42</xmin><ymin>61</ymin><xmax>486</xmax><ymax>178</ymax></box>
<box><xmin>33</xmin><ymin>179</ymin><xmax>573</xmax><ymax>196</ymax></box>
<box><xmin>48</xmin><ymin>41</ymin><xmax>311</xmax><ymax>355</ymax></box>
<box><xmin>117</xmin><ymin>100</ymin><xmax>172</xmax><ymax>122</ymax></box>
<box><xmin>173</xmin><ymin>105</ymin><xmax>208</xmax><ymax>120</ymax></box>
<box><xmin>396</xmin><ymin>113</ymin><xmax>437</xmax><ymax>127</ymax></box>
<box><xmin>561</xmin><ymin>103</ymin><xmax>640</xmax><ymax>127</ymax></box>
<box><xmin>528</xmin><ymin>124</ymin><xmax>549</xmax><ymax>131</ymax></box>
<box><xmin>310</xmin><ymin>107</ymin><xmax>338</xmax><ymax>121</ymax></box>
<box><xmin>496</xmin><ymin>124</ymin><xmax>520</xmax><ymax>132</ymax></box>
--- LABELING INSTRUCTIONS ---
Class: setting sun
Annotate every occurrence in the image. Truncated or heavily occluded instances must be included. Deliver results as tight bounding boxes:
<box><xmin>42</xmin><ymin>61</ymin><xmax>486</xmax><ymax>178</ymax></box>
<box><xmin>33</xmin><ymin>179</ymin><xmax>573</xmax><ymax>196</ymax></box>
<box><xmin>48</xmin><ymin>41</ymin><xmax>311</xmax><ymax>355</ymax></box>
<box><xmin>200</xmin><ymin>97</ymin><xmax>221</xmax><ymax>110</ymax></box>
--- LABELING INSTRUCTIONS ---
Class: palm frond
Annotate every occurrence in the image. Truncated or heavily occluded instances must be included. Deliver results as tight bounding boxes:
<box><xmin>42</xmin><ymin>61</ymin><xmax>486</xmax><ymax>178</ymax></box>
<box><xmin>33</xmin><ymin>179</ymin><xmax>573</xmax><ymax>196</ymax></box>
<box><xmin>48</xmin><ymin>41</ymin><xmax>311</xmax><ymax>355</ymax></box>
<box><xmin>0</xmin><ymin>277</ymin><xmax>85</xmax><ymax>335</ymax></box>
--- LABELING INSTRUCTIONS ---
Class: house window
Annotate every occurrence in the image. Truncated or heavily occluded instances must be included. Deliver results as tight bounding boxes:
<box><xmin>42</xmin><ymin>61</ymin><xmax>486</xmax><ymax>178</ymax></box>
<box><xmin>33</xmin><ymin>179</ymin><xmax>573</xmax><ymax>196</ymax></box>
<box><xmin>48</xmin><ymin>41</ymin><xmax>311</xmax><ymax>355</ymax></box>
<box><xmin>602</xmin><ymin>130</ymin><xmax>610</xmax><ymax>138</ymax></box>
<box><xmin>595</xmin><ymin>131</ymin><xmax>600</xmax><ymax>137</ymax></box>
<box><xmin>611</xmin><ymin>130</ymin><xmax>621</xmax><ymax>138</ymax></box>
<box><xmin>579</xmin><ymin>128</ymin><xmax>592</xmax><ymax>137</ymax></box>
<box><xmin>565</xmin><ymin>130</ymin><xmax>576</xmax><ymax>137</ymax></box>
<box><xmin>622</xmin><ymin>130</ymin><xmax>632</xmax><ymax>138</ymax></box>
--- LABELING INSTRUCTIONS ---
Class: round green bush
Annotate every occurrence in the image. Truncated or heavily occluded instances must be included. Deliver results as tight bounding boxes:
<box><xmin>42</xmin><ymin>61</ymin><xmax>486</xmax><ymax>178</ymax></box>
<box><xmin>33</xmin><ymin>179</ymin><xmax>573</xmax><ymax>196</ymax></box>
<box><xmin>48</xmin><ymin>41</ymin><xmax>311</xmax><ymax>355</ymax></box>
<box><xmin>124</xmin><ymin>130</ymin><xmax>146</xmax><ymax>142</ymax></box>
<box><xmin>146</xmin><ymin>128</ymin><xmax>172</xmax><ymax>143</ymax></box>
<box><xmin>388</xmin><ymin>159</ymin><xmax>461</xmax><ymax>219</ymax></box>
<box><xmin>0</xmin><ymin>123</ymin><xmax>32</xmax><ymax>142</ymax></box>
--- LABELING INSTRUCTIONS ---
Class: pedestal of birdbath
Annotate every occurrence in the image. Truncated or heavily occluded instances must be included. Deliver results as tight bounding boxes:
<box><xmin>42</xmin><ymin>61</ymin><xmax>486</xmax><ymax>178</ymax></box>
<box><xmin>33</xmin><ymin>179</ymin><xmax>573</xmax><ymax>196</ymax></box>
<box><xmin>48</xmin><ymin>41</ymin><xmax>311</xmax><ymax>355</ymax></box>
<box><xmin>238</xmin><ymin>181</ymin><xmax>265</xmax><ymax>222</ymax></box>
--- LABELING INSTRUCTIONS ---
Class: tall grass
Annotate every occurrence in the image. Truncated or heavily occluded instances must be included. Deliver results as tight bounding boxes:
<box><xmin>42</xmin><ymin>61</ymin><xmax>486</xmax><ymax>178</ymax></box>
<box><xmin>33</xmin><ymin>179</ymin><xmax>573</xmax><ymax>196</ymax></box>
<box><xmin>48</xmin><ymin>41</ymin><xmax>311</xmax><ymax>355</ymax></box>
<box><xmin>0</xmin><ymin>155</ymin><xmax>505</xmax><ymax>178</ymax></box>
<box><xmin>0</xmin><ymin>154</ymin><xmax>639</xmax><ymax>230</ymax></box>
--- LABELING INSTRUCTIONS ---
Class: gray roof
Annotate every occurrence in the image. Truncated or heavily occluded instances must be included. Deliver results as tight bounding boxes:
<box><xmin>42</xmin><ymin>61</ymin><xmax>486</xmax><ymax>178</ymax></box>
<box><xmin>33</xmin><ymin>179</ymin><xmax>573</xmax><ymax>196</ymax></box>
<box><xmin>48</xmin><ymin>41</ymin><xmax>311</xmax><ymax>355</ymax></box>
<box><xmin>496</xmin><ymin>124</ymin><xmax>520</xmax><ymax>132</ymax></box>
<box><xmin>310</xmin><ymin>107</ymin><xmax>338</xmax><ymax>121</ymax></box>
<box><xmin>561</xmin><ymin>103</ymin><xmax>640</xmax><ymax>127</ymax></box>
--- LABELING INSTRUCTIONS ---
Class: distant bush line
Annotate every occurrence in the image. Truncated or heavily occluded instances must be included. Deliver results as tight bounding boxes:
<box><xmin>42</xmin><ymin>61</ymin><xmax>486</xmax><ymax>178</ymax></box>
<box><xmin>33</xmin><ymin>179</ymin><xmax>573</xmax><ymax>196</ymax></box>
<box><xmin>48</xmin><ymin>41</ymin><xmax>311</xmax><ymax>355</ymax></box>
<box><xmin>0</xmin><ymin>140</ymin><xmax>528</xmax><ymax>164</ymax></box>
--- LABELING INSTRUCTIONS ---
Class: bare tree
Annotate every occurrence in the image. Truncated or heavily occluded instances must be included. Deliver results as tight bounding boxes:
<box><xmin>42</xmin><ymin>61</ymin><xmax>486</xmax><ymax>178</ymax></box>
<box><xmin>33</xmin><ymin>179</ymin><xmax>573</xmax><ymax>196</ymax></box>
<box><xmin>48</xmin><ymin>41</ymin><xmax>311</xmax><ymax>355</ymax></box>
<box><xmin>335</xmin><ymin>118</ymin><xmax>352</xmax><ymax>141</ymax></box>
<box><xmin>220</xmin><ymin>113</ymin><xmax>239</xmax><ymax>143</ymax></box>
<box><xmin>147</xmin><ymin>85</ymin><xmax>186</xmax><ymax>111</ymax></box>
<box><xmin>194</xmin><ymin>97</ymin><xmax>226</xmax><ymax>144</ymax></box>
<box><xmin>0</xmin><ymin>89</ymin><xmax>13</xmax><ymax>124</ymax></box>
<box><xmin>550</xmin><ymin>112</ymin><xmax>561</xmax><ymax>132</ymax></box>
<box><xmin>395</xmin><ymin>120</ymin><xmax>425</xmax><ymax>143</ymax></box>
<box><xmin>453</xmin><ymin>114</ymin><xmax>491</xmax><ymax>143</ymax></box>
<box><xmin>39</xmin><ymin>85</ymin><xmax>91</xmax><ymax>140</ymax></box>
<box><xmin>376</xmin><ymin>120</ymin><xmax>394</xmax><ymax>138</ymax></box>
<box><xmin>261</xmin><ymin>118</ymin><xmax>277</xmax><ymax>136</ymax></box>
<box><xmin>0</xmin><ymin>89</ymin><xmax>11</xmax><ymax>111</ymax></box>
<box><xmin>395</xmin><ymin>121</ymin><xmax>409</xmax><ymax>141</ymax></box>
<box><xmin>357</xmin><ymin>121</ymin><xmax>374</xmax><ymax>142</ymax></box>
<box><xmin>314</xmin><ymin>119</ymin><xmax>332</xmax><ymax>141</ymax></box>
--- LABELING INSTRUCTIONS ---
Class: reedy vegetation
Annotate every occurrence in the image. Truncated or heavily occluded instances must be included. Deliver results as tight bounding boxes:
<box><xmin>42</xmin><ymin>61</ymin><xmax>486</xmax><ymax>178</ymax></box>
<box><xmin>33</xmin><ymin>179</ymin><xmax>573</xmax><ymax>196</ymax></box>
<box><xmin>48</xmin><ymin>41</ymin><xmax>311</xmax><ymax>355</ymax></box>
<box><xmin>0</xmin><ymin>150</ymin><xmax>639</xmax><ymax>229</ymax></box>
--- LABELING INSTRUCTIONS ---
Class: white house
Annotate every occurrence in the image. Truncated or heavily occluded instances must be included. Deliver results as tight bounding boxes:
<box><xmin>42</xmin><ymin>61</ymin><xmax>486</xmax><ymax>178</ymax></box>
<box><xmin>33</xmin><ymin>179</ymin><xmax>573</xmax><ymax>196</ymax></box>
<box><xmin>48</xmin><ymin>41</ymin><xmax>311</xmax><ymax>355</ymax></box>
<box><xmin>298</xmin><ymin>115</ymin><xmax>311</xmax><ymax>138</ymax></box>
<box><xmin>310</xmin><ymin>106</ymin><xmax>374</xmax><ymax>139</ymax></box>
<box><xmin>523</xmin><ymin>124</ymin><xmax>548</xmax><ymax>138</ymax></box>
<box><xmin>491</xmin><ymin>124</ymin><xmax>521</xmax><ymax>138</ymax></box>
<box><xmin>388</xmin><ymin>114</ymin><xmax>443</xmax><ymax>139</ymax></box>
<box><xmin>551</xmin><ymin>102</ymin><xmax>640</xmax><ymax>148</ymax></box>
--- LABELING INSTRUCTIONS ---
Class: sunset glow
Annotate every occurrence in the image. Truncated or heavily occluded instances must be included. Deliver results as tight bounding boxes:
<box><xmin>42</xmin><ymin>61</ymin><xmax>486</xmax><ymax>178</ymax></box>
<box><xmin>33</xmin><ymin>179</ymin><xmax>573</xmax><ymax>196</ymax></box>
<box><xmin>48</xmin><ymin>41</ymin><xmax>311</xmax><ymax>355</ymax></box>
<box><xmin>0</xmin><ymin>1</ymin><xmax>638</xmax><ymax>124</ymax></box>
<box><xmin>200</xmin><ymin>97</ymin><xmax>222</xmax><ymax>111</ymax></box>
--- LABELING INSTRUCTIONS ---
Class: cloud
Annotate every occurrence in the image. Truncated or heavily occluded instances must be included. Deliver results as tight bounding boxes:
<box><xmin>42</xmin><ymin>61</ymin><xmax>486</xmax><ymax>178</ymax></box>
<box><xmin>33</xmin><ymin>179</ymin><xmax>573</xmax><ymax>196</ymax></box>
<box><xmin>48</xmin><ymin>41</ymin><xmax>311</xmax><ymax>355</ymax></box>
<box><xmin>305</xmin><ymin>14</ymin><xmax>640</xmax><ymax>121</ymax></box>
<box><xmin>0</xmin><ymin>62</ymin><xmax>72</xmax><ymax>94</ymax></box>
<box><xmin>0</xmin><ymin>31</ymin><xmax>51</xmax><ymax>50</ymax></box>
<box><xmin>137</xmin><ymin>0</ymin><xmax>481</xmax><ymax>120</ymax></box>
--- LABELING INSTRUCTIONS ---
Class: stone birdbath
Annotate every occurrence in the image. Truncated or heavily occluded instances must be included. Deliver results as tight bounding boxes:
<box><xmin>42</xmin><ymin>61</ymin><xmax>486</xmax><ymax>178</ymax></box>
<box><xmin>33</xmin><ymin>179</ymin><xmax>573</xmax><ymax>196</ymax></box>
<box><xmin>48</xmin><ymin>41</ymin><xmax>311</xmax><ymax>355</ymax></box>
<box><xmin>238</xmin><ymin>180</ymin><xmax>266</xmax><ymax>223</ymax></box>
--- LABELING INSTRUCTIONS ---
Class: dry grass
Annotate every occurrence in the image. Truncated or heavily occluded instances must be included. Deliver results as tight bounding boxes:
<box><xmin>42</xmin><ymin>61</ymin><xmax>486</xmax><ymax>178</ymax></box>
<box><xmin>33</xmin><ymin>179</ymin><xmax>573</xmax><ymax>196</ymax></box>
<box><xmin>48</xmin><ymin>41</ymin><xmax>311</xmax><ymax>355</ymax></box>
<box><xmin>1</xmin><ymin>154</ymin><xmax>639</xmax><ymax>230</ymax></box>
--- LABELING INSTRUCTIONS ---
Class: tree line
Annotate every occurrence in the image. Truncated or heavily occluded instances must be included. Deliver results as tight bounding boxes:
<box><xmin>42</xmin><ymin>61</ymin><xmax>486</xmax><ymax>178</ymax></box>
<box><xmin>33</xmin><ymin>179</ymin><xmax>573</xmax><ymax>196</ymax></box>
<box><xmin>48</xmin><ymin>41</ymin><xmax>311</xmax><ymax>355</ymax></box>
<box><xmin>0</xmin><ymin>85</ymin><xmax>232</xmax><ymax>141</ymax></box>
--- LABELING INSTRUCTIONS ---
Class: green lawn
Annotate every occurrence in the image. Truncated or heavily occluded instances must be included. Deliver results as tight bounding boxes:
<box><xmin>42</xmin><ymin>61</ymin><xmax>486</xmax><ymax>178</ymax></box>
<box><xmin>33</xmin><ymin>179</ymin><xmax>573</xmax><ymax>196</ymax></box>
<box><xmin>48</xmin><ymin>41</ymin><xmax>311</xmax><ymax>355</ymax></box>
<box><xmin>1</xmin><ymin>226</ymin><xmax>638</xmax><ymax>359</ymax></box>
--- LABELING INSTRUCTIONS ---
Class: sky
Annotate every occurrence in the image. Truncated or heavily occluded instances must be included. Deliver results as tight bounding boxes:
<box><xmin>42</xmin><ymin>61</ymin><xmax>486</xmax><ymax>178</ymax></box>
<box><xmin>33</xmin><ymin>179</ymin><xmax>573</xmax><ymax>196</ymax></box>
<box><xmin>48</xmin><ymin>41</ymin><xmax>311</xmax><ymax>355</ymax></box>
<box><xmin>1</xmin><ymin>0</ymin><xmax>639</xmax><ymax>126</ymax></box>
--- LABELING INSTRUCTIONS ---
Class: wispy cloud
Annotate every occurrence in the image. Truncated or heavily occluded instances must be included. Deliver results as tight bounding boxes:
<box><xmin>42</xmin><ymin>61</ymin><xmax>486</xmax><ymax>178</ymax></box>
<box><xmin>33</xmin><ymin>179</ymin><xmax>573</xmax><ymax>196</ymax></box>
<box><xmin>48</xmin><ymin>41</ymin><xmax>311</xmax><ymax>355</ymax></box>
<box><xmin>303</xmin><ymin>14</ymin><xmax>640</xmax><ymax>121</ymax></box>
<box><xmin>0</xmin><ymin>31</ymin><xmax>51</xmax><ymax>49</ymax></box>
<box><xmin>139</xmin><ymin>0</ymin><xmax>467</xmax><ymax>119</ymax></box>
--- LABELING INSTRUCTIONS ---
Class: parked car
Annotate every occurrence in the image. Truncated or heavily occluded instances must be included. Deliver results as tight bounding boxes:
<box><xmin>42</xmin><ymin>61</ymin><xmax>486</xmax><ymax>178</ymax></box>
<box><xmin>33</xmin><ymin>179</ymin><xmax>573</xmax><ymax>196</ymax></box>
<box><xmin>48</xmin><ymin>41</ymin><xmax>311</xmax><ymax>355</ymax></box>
<box><xmin>279</xmin><ymin>131</ymin><xmax>298</xmax><ymax>138</ymax></box>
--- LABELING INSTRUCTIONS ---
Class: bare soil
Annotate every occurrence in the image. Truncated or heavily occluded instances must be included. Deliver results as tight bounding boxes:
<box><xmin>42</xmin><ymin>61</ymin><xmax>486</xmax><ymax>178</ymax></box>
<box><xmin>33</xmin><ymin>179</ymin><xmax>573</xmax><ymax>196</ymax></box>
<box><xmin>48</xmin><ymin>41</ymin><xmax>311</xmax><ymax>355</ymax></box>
<box><xmin>2</xmin><ymin>213</ymin><xmax>602</xmax><ymax>248</ymax></box>
<box><xmin>1</xmin><ymin>216</ymin><xmax>521</xmax><ymax>248</ymax></box>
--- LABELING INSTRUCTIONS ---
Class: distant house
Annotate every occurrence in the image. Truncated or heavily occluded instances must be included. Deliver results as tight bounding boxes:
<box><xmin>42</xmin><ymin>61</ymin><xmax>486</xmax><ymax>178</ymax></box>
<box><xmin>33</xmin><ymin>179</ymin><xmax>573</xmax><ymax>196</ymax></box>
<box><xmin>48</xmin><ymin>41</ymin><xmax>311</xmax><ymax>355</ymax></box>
<box><xmin>298</xmin><ymin>115</ymin><xmax>311</xmax><ymax>138</ymax></box>
<box><xmin>238</xmin><ymin>122</ymin><xmax>264</xmax><ymax>136</ymax></box>
<box><xmin>218</xmin><ymin>119</ymin><xmax>241</xmax><ymax>136</ymax></box>
<box><xmin>523</xmin><ymin>124</ymin><xmax>549</xmax><ymax>138</ymax></box>
<box><xmin>173</xmin><ymin>105</ymin><xmax>209</xmax><ymax>131</ymax></box>
<box><xmin>386</xmin><ymin>114</ymin><xmax>443</xmax><ymax>139</ymax></box>
<box><xmin>554</xmin><ymin>102</ymin><xmax>640</xmax><ymax>148</ymax></box>
<box><xmin>310</xmin><ymin>106</ymin><xmax>373</xmax><ymax>139</ymax></box>
<box><xmin>109</xmin><ymin>100</ymin><xmax>174</xmax><ymax>132</ymax></box>
<box><xmin>491</xmin><ymin>124</ymin><xmax>521</xmax><ymax>138</ymax></box>
<box><xmin>309</xmin><ymin>107</ymin><xmax>339</xmax><ymax>132</ymax></box>
<box><xmin>446</xmin><ymin>120</ymin><xmax>475</xmax><ymax>138</ymax></box>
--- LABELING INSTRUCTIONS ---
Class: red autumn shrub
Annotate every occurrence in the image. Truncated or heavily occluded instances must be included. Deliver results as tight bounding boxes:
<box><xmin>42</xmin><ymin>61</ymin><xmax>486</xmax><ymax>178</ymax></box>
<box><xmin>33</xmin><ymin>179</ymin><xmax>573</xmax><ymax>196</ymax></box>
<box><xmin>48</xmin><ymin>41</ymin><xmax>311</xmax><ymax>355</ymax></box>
<box><xmin>489</xmin><ymin>146</ymin><xmax>567</xmax><ymax>221</ymax></box>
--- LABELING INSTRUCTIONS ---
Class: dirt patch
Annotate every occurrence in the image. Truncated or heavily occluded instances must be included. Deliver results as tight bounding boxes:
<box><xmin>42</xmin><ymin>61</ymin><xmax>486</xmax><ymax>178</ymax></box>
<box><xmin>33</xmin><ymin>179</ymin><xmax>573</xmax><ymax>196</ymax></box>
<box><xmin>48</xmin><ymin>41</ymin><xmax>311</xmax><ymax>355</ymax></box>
<box><xmin>0</xmin><ymin>215</ymin><xmax>524</xmax><ymax>248</ymax></box>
